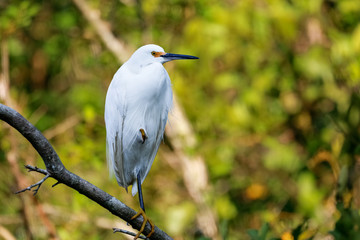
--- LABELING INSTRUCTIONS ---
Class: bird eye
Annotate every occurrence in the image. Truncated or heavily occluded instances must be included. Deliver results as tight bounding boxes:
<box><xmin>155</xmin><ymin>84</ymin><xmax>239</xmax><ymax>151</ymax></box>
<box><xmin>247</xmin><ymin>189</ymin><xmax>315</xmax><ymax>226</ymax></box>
<box><xmin>151</xmin><ymin>51</ymin><xmax>156</xmax><ymax>56</ymax></box>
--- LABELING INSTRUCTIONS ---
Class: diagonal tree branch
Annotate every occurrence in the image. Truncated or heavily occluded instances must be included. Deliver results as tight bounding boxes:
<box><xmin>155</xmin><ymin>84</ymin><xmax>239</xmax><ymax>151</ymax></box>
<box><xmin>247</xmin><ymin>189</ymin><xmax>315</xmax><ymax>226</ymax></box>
<box><xmin>0</xmin><ymin>103</ymin><xmax>172</xmax><ymax>240</ymax></box>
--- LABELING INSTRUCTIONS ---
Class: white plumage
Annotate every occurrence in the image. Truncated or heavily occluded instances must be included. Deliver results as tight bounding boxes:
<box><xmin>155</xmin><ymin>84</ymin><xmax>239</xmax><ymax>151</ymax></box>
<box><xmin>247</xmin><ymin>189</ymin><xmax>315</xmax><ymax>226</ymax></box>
<box><xmin>105</xmin><ymin>44</ymin><xmax>197</xmax><ymax>239</ymax></box>
<box><xmin>105</xmin><ymin>44</ymin><xmax>173</xmax><ymax>196</ymax></box>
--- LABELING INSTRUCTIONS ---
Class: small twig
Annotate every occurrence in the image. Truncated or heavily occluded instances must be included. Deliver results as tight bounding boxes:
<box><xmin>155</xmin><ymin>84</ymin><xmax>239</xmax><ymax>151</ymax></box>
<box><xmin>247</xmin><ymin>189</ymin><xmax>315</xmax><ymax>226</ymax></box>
<box><xmin>25</xmin><ymin>165</ymin><xmax>48</xmax><ymax>175</ymax></box>
<box><xmin>113</xmin><ymin>228</ymin><xmax>147</xmax><ymax>239</ymax></box>
<box><xmin>52</xmin><ymin>181</ymin><xmax>61</xmax><ymax>188</ymax></box>
<box><xmin>15</xmin><ymin>166</ymin><xmax>51</xmax><ymax>195</ymax></box>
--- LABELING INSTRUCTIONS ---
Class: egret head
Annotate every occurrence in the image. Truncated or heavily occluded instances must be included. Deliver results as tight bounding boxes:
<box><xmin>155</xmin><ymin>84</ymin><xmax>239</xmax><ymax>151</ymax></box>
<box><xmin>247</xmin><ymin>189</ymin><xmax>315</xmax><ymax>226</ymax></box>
<box><xmin>128</xmin><ymin>44</ymin><xmax>198</xmax><ymax>68</ymax></box>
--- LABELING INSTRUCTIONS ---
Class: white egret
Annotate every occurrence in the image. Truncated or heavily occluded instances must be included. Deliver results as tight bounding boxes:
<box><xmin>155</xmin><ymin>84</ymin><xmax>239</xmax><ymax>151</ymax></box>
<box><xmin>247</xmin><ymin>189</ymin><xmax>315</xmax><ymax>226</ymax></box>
<box><xmin>105</xmin><ymin>44</ymin><xmax>198</xmax><ymax>239</ymax></box>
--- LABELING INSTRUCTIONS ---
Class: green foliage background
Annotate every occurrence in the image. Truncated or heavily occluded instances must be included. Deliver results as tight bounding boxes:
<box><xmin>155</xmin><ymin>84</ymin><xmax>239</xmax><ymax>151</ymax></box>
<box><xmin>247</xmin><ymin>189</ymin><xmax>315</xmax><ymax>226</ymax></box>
<box><xmin>1</xmin><ymin>0</ymin><xmax>360</xmax><ymax>239</ymax></box>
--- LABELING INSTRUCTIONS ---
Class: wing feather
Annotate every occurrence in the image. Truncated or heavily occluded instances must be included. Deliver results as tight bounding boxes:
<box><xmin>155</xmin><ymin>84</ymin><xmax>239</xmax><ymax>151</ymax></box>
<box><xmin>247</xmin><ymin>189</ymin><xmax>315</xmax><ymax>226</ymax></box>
<box><xmin>105</xmin><ymin>63</ymin><xmax>173</xmax><ymax>196</ymax></box>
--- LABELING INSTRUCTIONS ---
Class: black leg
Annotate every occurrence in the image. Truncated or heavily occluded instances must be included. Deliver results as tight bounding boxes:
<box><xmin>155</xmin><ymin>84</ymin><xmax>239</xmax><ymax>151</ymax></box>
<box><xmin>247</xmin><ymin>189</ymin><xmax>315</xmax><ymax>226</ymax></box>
<box><xmin>130</xmin><ymin>172</ymin><xmax>155</xmax><ymax>239</ymax></box>
<box><xmin>137</xmin><ymin>172</ymin><xmax>145</xmax><ymax>212</ymax></box>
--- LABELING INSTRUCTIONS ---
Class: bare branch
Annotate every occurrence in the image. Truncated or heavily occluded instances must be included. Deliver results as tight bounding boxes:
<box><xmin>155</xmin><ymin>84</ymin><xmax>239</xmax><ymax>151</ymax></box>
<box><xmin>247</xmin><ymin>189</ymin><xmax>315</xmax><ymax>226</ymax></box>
<box><xmin>0</xmin><ymin>104</ymin><xmax>64</xmax><ymax>174</ymax></box>
<box><xmin>52</xmin><ymin>181</ymin><xmax>61</xmax><ymax>188</ymax></box>
<box><xmin>25</xmin><ymin>165</ymin><xmax>49</xmax><ymax>175</ymax></box>
<box><xmin>0</xmin><ymin>103</ymin><xmax>173</xmax><ymax>240</ymax></box>
<box><xmin>15</xmin><ymin>169</ymin><xmax>50</xmax><ymax>195</ymax></box>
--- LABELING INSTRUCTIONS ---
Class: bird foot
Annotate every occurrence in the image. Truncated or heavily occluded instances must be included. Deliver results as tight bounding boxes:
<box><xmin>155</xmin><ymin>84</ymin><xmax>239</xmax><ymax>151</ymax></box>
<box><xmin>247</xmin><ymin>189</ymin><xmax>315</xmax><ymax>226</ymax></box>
<box><xmin>131</xmin><ymin>209</ymin><xmax>154</xmax><ymax>239</ymax></box>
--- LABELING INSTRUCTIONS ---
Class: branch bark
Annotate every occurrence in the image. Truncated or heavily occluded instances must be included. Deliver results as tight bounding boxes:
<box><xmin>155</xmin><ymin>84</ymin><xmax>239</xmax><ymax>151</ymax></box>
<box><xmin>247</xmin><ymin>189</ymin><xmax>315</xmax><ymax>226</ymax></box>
<box><xmin>0</xmin><ymin>103</ymin><xmax>172</xmax><ymax>240</ymax></box>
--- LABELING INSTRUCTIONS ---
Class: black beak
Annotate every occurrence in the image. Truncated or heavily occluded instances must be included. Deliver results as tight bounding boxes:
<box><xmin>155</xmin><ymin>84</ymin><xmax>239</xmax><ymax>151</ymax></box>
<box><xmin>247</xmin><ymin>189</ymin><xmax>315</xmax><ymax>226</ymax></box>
<box><xmin>161</xmin><ymin>53</ymin><xmax>199</xmax><ymax>61</ymax></box>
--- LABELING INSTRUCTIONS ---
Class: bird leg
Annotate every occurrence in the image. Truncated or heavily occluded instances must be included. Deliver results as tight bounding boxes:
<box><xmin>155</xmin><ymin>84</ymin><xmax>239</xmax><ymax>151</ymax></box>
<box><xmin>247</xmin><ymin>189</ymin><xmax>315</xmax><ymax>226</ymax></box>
<box><xmin>131</xmin><ymin>172</ymin><xmax>155</xmax><ymax>239</ymax></box>
<box><xmin>139</xmin><ymin>128</ymin><xmax>148</xmax><ymax>144</ymax></box>
<box><xmin>131</xmin><ymin>209</ymin><xmax>155</xmax><ymax>239</ymax></box>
